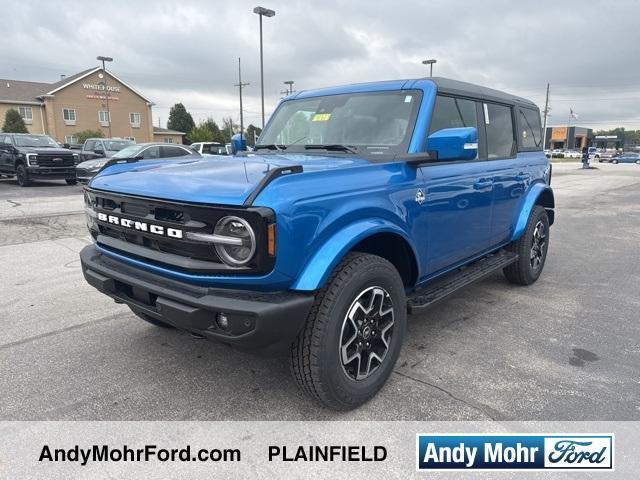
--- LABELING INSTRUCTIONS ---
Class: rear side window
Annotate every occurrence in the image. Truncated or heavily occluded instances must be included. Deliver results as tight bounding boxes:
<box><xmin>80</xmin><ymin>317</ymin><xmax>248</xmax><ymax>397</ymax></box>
<box><xmin>517</xmin><ymin>107</ymin><xmax>543</xmax><ymax>150</ymax></box>
<box><xmin>484</xmin><ymin>103</ymin><xmax>515</xmax><ymax>159</ymax></box>
<box><xmin>160</xmin><ymin>146</ymin><xmax>190</xmax><ymax>157</ymax></box>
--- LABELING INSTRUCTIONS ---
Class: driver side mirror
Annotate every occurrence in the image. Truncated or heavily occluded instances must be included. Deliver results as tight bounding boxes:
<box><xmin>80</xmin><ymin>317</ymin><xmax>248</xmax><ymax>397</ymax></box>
<box><xmin>94</xmin><ymin>148</ymin><xmax>105</xmax><ymax>156</ymax></box>
<box><xmin>427</xmin><ymin>127</ymin><xmax>478</xmax><ymax>162</ymax></box>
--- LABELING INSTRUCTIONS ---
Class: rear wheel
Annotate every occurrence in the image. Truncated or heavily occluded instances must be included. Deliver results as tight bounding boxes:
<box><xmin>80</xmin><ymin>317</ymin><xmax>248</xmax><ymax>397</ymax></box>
<box><xmin>612</xmin><ymin>159</ymin><xmax>618</xmax><ymax>164</ymax></box>
<box><xmin>129</xmin><ymin>306</ymin><xmax>175</xmax><ymax>329</ymax></box>
<box><xmin>16</xmin><ymin>164</ymin><xmax>31</xmax><ymax>187</ymax></box>
<box><xmin>290</xmin><ymin>252</ymin><xmax>406</xmax><ymax>410</ymax></box>
<box><xmin>503</xmin><ymin>205</ymin><xmax>550</xmax><ymax>285</ymax></box>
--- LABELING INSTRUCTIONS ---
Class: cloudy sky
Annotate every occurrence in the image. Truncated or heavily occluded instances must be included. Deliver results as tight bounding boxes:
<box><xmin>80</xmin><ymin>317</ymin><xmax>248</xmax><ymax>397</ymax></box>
<box><xmin>1</xmin><ymin>0</ymin><xmax>639</xmax><ymax>130</ymax></box>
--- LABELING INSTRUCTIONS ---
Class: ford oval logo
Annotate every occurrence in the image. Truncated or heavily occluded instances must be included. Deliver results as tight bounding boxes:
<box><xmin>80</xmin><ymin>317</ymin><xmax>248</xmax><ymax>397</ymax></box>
<box><xmin>53</xmin><ymin>157</ymin><xmax>63</xmax><ymax>162</ymax></box>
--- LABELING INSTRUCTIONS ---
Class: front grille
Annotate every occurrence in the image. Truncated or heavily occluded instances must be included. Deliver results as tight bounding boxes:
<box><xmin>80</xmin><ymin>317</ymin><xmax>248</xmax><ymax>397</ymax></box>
<box><xmin>36</xmin><ymin>154</ymin><xmax>75</xmax><ymax>167</ymax></box>
<box><xmin>85</xmin><ymin>189</ymin><xmax>274</xmax><ymax>275</ymax></box>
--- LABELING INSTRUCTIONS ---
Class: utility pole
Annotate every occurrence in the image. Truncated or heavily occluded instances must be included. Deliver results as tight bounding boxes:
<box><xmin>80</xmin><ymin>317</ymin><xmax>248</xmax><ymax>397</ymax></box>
<box><xmin>542</xmin><ymin>83</ymin><xmax>550</xmax><ymax>150</ymax></box>
<box><xmin>97</xmin><ymin>56</ymin><xmax>113</xmax><ymax>138</ymax></box>
<box><xmin>234</xmin><ymin>57</ymin><xmax>250</xmax><ymax>142</ymax></box>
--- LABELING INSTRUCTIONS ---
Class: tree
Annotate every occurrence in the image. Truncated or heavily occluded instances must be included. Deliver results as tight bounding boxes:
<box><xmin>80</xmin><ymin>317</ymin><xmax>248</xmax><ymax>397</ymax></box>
<box><xmin>186</xmin><ymin>118</ymin><xmax>226</xmax><ymax>144</ymax></box>
<box><xmin>221</xmin><ymin>117</ymin><xmax>239</xmax><ymax>144</ymax></box>
<box><xmin>167</xmin><ymin>103</ymin><xmax>195</xmax><ymax>140</ymax></box>
<box><xmin>74</xmin><ymin>129</ymin><xmax>104</xmax><ymax>144</ymax></box>
<box><xmin>2</xmin><ymin>108</ymin><xmax>28</xmax><ymax>133</ymax></box>
<box><xmin>246</xmin><ymin>124</ymin><xmax>262</xmax><ymax>147</ymax></box>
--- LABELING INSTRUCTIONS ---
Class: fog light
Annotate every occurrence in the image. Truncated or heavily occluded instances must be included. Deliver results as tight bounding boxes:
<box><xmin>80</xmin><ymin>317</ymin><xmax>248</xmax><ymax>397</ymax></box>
<box><xmin>216</xmin><ymin>313</ymin><xmax>229</xmax><ymax>330</ymax></box>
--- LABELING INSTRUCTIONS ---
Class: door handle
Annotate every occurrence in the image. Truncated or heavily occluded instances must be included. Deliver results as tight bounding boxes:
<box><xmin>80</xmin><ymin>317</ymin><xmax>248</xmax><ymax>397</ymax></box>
<box><xmin>473</xmin><ymin>180</ymin><xmax>493</xmax><ymax>190</ymax></box>
<box><xmin>515</xmin><ymin>173</ymin><xmax>531</xmax><ymax>182</ymax></box>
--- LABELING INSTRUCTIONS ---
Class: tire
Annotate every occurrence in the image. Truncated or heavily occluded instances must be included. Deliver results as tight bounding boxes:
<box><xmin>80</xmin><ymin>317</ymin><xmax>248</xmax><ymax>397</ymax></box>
<box><xmin>16</xmin><ymin>164</ymin><xmax>31</xmax><ymax>187</ymax></box>
<box><xmin>503</xmin><ymin>205</ymin><xmax>550</xmax><ymax>285</ymax></box>
<box><xmin>289</xmin><ymin>252</ymin><xmax>407</xmax><ymax>410</ymax></box>
<box><xmin>612</xmin><ymin>159</ymin><xmax>618</xmax><ymax>164</ymax></box>
<box><xmin>129</xmin><ymin>306</ymin><xmax>175</xmax><ymax>329</ymax></box>
<box><xmin>65</xmin><ymin>179</ymin><xmax>78</xmax><ymax>185</ymax></box>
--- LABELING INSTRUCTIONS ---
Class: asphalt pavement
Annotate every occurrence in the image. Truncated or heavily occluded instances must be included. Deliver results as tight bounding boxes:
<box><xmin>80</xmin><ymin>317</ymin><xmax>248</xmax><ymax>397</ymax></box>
<box><xmin>0</xmin><ymin>163</ymin><xmax>638</xmax><ymax>420</ymax></box>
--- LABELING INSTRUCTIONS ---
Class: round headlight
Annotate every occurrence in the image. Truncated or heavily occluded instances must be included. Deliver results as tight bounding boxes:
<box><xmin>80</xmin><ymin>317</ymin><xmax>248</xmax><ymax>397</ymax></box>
<box><xmin>214</xmin><ymin>216</ymin><xmax>256</xmax><ymax>266</ymax></box>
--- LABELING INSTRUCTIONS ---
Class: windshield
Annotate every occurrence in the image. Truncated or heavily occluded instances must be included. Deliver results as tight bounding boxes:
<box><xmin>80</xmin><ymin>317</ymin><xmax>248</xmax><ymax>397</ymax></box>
<box><xmin>14</xmin><ymin>135</ymin><xmax>59</xmax><ymax>148</ymax></box>
<box><xmin>258</xmin><ymin>90</ymin><xmax>422</xmax><ymax>155</ymax></box>
<box><xmin>105</xmin><ymin>140</ymin><xmax>134</xmax><ymax>151</ymax></box>
<box><xmin>111</xmin><ymin>144</ymin><xmax>143</xmax><ymax>159</ymax></box>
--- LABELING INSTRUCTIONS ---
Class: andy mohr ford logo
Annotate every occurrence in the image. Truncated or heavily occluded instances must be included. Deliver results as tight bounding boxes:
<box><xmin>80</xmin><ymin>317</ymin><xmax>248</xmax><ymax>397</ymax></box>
<box><xmin>96</xmin><ymin>212</ymin><xmax>183</xmax><ymax>239</ymax></box>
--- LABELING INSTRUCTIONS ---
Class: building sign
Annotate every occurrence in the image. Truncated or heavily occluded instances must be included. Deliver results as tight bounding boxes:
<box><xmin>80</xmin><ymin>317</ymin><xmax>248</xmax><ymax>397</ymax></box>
<box><xmin>595</xmin><ymin>135</ymin><xmax>617</xmax><ymax>139</ymax></box>
<box><xmin>551</xmin><ymin>127</ymin><xmax>567</xmax><ymax>140</ymax></box>
<box><xmin>82</xmin><ymin>83</ymin><xmax>121</xmax><ymax>93</ymax></box>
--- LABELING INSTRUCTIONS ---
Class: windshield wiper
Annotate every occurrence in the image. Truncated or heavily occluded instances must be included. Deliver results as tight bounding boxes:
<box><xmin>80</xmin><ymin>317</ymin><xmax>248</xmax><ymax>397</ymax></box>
<box><xmin>254</xmin><ymin>144</ymin><xmax>286</xmax><ymax>151</ymax></box>
<box><xmin>304</xmin><ymin>144</ymin><xmax>358</xmax><ymax>154</ymax></box>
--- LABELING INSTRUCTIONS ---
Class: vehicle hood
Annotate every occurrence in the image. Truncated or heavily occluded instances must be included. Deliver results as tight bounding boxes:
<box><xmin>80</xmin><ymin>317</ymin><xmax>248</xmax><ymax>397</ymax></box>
<box><xmin>78</xmin><ymin>158</ymin><xmax>110</xmax><ymax>169</ymax></box>
<box><xmin>89</xmin><ymin>154</ymin><xmax>371</xmax><ymax>205</ymax></box>
<box><xmin>18</xmin><ymin>146</ymin><xmax>74</xmax><ymax>155</ymax></box>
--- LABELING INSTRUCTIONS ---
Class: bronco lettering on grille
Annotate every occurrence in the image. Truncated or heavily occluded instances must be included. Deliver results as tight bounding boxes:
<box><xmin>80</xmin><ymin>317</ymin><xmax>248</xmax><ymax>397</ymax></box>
<box><xmin>96</xmin><ymin>212</ymin><xmax>183</xmax><ymax>239</ymax></box>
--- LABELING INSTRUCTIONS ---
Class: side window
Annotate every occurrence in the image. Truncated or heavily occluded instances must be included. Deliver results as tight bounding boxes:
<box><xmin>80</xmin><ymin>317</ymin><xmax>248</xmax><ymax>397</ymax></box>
<box><xmin>85</xmin><ymin>140</ymin><xmax>95</xmax><ymax>151</ymax></box>
<box><xmin>429</xmin><ymin>96</ymin><xmax>478</xmax><ymax>134</ymax></box>
<box><xmin>142</xmin><ymin>146</ymin><xmax>160</xmax><ymax>159</ymax></box>
<box><xmin>428</xmin><ymin>95</ymin><xmax>479</xmax><ymax>160</ymax></box>
<box><xmin>484</xmin><ymin>103</ymin><xmax>515</xmax><ymax>159</ymax></box>
<box><xmin>5</xmin><ymin>136</ymin><xmax>14</xmax><ymax>145</ymax></box>
<box><xmin>517</xmin><ymin>107</ymin><xmax>543</xmax><ymax>150</ymax></box>
<box><xmin>161</xmin><ymin>146</ymin><xmax>190</xmax><ymax>157</ymax></box>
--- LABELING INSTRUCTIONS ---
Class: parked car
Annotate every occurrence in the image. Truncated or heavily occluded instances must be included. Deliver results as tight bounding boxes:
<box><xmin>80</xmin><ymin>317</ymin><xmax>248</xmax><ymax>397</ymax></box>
<box><xmin>564</xmin><ymin>149</ymin><xmax>582</xmax><ymax>159</ymax></box>
<box><xmin>0</xmin><ymin>133</ymin><xmax>79</xmax><ymax>186</ymax></box>
<box><xmin>611</xmin><ymin>152</ymin><xmax>640</xmax><ymax>164</ymax></box>
<box><xmin>80</xmin><ymin>138</ymin><xmax>135</xmax><ymax>162</ymax></box>
<box><xmin>544</xmin><ymin>149</ymin><xmax>551</xmax><ymax>158</ymax></box>
<box><xmin>190</xmin><ymin>142</ymin><xmax>228</xmax><ymax>155</ymax></box>
<box><xmin>80</xmin><ymin>77</ymin><xmax>554</xmax><ymax>410</ymax></box>
<box><xmin>76</xmin><ymin>143</ymin><xmax>200</xmax><ymax>183</ymax></box>
<box><xmin>598</xmin><ymin>151</ymin><xmax>621</xmax><ymax>163</ymax></box>
<box><xmin>588</xmin><ymin>147</ymin><xmax>601</xmax><ymax>160</ymax></box>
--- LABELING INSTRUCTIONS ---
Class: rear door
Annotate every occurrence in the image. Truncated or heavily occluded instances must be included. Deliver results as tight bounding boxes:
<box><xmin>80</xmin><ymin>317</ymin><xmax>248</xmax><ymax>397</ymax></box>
<box><xmin>488</xmin><ymin>104</ymin><xmax>542</xmax><ymax>245</ymax></box>
<box><xmin>420</xmin><ymin>95</ymin><xmax>494</xmax><ymax>275</ymax></box>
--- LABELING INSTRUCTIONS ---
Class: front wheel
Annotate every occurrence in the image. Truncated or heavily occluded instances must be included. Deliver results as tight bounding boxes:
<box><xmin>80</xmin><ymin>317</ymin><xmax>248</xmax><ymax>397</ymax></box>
<box><xmin>289</xmin><ymin>252</ymin><xmax>406</xmax><ymax>410</ymax></box>
<box><xmin>503</xmin><ymin>205</ymin><xmax>550</xmax><ymax>285</ymax></box>
<box><xmin>16</xmin><ymin>164</ymin><xmax>31</xmax><ymax>187</ymax></box>
<box><xmin>612</xmin><ymin>159</ymin><xmax>618</xmax><ymax>164</ymax></box>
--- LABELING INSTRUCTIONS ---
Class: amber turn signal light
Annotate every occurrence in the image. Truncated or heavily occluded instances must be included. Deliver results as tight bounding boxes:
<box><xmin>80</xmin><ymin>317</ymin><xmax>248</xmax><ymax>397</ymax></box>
<box><xmin>267</xmin><ymin>223</ymin><xmax>276</xmax><ymax>256</ymax></box>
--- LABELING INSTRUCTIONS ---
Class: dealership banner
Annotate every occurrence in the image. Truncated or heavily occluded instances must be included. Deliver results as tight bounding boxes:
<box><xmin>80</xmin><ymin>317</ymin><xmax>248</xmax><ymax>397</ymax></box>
<box><xmin>0</xmin><ymin>421</ymin><xmax>636</xmax><ymax>478</ymax></box>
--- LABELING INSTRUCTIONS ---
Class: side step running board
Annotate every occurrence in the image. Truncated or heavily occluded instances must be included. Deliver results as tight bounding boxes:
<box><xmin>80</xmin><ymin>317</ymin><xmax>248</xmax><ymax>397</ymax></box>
<box><xmin>407</xmin><ymin>249</ymin><xmax>518</xmax><ymax>313</ymax></box>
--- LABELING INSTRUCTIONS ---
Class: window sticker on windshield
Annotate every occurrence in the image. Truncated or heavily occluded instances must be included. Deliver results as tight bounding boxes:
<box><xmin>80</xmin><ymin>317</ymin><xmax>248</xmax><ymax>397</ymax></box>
<box><xmin>312</xmin><ymin>113</ymin><xmax>332</xmax><ymax>122</ymax></box>
<box><xmin>404</xmin><ymin>95</ymin><xmax>412</xmax><ymax>103</ymax></box>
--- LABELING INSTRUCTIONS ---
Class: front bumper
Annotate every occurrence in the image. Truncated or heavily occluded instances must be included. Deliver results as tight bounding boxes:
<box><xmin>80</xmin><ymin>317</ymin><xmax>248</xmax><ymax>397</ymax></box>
<box><xmin>80</xmin><ymin>245</ymin><xmax>314</xmax><ymax>352</ymax></box>
<box><xmin>27</xmin><ymin>166</ymin><xmax>76</xmax><ymax>179</ymax></box>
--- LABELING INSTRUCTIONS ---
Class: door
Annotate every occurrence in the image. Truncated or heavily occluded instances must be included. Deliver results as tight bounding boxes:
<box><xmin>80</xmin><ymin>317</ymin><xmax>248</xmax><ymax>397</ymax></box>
<box><xmin>419</xmin><ymin>95</ymin><xmax>494</xmax><ymax>275</ymax></box>
<box><xmin>0</xmin><ymin>135</ymin><xmax>14</xmax><ymax>170</ymax></box>
<box><xmin>489</xmin><ymin>105</ymin><xmax>539</xmax><ymax>245</ymax></box>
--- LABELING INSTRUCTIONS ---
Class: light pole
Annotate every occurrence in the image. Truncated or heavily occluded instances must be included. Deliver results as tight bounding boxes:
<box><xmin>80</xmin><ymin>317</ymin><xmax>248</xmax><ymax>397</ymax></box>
<box><xmin>253</xmin><ymin>6</ymin><xmax>275</xmax><ymax>129</ymax></box>
<box><xmin>422</xmin><ymin>58</ymin><xmax>437</xmax><ymax>77</ymax></box>
<box><xmin>283</xmin><ymin>80</ymin><xmax>295</xmax><ymax>95</ymax></box>
<box><xmin>96</xmin><ymin>56</ymin><xmax>113</xmax><ymax>137</ymax></box>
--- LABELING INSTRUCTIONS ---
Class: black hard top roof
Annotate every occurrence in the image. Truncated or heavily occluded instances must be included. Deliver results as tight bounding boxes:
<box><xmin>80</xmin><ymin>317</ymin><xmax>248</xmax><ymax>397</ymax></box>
<box><xmin>429</xmin><ymin>77</ymin><xmax>538</xmax><ymax>109</ymax></box>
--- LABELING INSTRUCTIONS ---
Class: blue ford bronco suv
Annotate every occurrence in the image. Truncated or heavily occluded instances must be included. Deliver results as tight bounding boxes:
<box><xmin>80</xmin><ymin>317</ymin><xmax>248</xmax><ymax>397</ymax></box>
<box><xmin>80</xmin><ymin>77</ymin><xmax>554</xmax><ymax>410</ymax></box>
